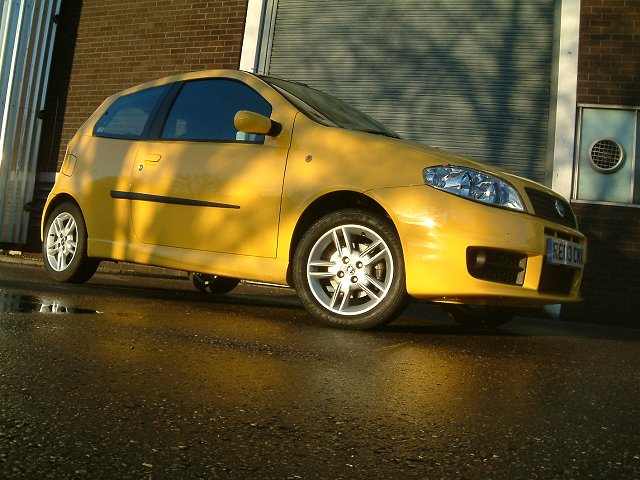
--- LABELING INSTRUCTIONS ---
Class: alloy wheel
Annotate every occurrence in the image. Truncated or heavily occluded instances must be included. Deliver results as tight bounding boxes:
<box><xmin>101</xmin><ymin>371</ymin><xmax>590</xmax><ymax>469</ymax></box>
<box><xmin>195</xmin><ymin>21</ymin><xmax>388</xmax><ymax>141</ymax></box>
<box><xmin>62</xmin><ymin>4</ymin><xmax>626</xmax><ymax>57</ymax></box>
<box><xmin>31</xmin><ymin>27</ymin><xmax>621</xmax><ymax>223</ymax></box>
<box><xmin>306</xmin><ymin>224</ymin><xmax>394</xmax><ymax>316</ymax></box>
<box><xmin>45</xmin><ymin>212</ymin><xmax>78</xmax><ymax>272</ymax></box>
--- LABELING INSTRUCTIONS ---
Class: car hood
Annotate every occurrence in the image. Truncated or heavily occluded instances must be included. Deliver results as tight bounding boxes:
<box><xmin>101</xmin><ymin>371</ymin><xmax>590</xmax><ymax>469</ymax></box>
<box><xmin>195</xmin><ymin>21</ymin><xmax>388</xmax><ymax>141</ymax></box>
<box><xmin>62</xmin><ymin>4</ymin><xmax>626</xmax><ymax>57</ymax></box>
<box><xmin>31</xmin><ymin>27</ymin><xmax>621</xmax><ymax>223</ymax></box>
<box><xmin>382</xmin><ymin>135</ymin><xmax>526</xmax><ymax>181</ymax></box>
<box><xmin>287</xmin><ymin>114</ymin><xmax>557</xmax><ymax>202</ymax></box>
<box><xmin>347</xmin><ymin>128</ymin><xmax>542</xmax><ymax>193</ymax></box>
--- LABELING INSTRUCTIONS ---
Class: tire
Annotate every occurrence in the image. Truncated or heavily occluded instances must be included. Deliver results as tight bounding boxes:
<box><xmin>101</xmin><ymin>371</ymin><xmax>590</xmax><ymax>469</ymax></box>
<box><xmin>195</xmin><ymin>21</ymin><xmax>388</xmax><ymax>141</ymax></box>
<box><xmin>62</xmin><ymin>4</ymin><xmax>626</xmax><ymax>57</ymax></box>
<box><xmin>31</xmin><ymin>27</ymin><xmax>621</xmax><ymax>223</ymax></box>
<box><xmin>189</xmin><ymin>272</ymin><xmax>240</xmax><ymax>294</ymax></box>
<box><xmin>443</xmin><ymin>305</ymin><xmax>517</xmax><ymax>329</ymax></box>
<box><xmin>42</xmin><ymin>202</ymin><xmax>99</xmax><ymax>283</ymax></box>
<box><xmin>292</xmin><ymin>209</ymin><xmax>407</xmax><ymax>330</ymax></box>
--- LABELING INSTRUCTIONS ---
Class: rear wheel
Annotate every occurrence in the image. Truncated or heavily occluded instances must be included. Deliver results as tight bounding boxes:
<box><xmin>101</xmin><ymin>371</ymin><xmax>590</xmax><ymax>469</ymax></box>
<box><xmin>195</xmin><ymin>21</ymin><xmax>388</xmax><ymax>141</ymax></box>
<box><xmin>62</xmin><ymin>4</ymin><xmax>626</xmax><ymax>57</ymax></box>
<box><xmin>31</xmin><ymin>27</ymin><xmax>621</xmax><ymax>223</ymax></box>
<box><xmin>189</xmin><ymin>272</ymin><xmax>240</xmax><ymax>294</ymax></box>
<box><xmin>443</xmin><ymin>305</ymin><xmax>517</xmax><ymax>329</ymax></box>
<box><xmin>42</xmin><ymin>203</ymin><xmax>99</xmax><ymax>283</ymax></box>
<box><xmin>293</xmin><ymin>209</ymin><xmax>407</xmax><ymax>330</ymax></box>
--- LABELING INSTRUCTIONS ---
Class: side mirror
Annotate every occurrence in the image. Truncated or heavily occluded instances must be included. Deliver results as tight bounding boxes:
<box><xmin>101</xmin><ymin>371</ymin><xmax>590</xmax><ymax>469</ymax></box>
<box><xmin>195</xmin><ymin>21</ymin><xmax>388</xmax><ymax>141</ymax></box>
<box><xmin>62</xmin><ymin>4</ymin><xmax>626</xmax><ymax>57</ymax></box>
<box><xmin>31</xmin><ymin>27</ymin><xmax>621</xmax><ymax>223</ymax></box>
<box><xmin>234</xmin><ymin>110</ymin><xmax>282</xmax><ymax>137</ymax></box>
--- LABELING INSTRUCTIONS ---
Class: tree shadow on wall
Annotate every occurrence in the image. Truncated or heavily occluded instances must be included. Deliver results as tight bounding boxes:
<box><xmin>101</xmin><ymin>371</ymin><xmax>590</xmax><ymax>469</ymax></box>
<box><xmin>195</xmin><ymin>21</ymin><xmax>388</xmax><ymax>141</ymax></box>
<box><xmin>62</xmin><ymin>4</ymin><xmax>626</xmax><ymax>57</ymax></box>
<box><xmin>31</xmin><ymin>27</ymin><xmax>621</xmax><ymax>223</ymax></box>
<box><xmin>268</xmin><ymin>0</ymin><xmax>554</xmax><ymax>182</ymax></box>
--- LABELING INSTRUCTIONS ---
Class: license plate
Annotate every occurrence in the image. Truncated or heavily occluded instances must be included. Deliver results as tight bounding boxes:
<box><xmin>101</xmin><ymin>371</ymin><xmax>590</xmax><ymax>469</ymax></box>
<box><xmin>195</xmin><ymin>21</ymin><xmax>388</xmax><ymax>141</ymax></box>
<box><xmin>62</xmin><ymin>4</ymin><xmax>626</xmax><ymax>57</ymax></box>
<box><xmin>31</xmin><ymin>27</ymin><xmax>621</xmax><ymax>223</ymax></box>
<box><xmin>546</xmin><ymin>238</ymin><xmax>585</xmax><ymax>268</ymax></box>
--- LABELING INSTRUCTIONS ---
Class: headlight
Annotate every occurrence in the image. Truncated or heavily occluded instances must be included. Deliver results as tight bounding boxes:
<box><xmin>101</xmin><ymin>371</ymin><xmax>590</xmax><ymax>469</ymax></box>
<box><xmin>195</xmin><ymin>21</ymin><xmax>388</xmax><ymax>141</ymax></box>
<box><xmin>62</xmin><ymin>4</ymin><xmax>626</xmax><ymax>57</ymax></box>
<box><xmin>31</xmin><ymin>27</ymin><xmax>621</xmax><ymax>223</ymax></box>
<box><xmin>423</xmin><ymin>165</ymin><xmax>525</xmax><ymax>212</ymax></box>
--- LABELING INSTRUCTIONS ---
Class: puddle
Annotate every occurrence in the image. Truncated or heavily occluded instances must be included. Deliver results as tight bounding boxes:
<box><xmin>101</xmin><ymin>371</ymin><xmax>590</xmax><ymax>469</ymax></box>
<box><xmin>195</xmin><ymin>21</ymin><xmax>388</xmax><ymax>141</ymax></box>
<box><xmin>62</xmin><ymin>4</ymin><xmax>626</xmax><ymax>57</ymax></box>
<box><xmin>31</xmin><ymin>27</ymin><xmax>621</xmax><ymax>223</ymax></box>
<box><xmin>0</xmin><ymin>290</ymin><xmax>102</xmax><ymax>314</ymax></box>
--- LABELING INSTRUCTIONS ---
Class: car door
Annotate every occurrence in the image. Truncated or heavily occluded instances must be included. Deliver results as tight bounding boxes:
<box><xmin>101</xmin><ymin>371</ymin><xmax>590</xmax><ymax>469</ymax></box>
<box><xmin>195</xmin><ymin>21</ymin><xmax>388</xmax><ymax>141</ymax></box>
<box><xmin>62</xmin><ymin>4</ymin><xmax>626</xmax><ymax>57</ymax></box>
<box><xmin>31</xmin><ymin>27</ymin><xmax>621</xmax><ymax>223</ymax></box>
<box><xmin>83</xmin><ymin>83</ymin><xmax>171</xmax><ymax>246</ymax></box>
<box><xmin>129</xmin><ymin>78</ymin><xmax>289</xmax><ymax>257</ymax></box>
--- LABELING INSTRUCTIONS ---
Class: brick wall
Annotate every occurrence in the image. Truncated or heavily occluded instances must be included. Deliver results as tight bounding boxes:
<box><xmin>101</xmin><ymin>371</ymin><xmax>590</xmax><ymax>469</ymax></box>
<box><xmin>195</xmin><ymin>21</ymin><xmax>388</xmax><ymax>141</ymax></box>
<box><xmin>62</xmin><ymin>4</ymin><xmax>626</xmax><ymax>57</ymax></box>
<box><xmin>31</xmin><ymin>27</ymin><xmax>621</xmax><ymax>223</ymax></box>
<box><xmin>48</xmin><ymin>0</ymin><xmax>248</xmax><ymax>172</ymax></box>
<box><xmin>572</xmin><ymin>1</ymin><xmax>640</xmax><ymax>327</ymax></box>
<box><xmin>577</xmin><ymin>0</ymin><xmax>640</xmax><ymax>105</ymax></box>
<box><xmin>563</xmin><ymin>203</ymin><xmax>640</xmax><ymax>326</ymax></box>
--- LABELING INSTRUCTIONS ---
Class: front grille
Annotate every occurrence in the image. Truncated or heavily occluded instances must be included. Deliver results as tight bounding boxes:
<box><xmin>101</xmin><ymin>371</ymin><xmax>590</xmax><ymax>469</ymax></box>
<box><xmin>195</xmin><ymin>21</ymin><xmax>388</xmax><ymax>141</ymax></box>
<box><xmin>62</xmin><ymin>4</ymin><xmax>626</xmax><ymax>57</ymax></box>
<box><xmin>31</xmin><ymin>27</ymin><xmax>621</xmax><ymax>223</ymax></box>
<box><xmin>538</xmin><ymin>264</ymin><xmax>576</xmax><ymax>295</ymax></box>
<box><xmin>525</xmin><ymin>188</ymin><xmax>577</xmax><ymax>229</ymax></box>
<box><xmin>467</xmin><ymin>248</ymin><xmax>527</xmax><ymax>286</ymax></box>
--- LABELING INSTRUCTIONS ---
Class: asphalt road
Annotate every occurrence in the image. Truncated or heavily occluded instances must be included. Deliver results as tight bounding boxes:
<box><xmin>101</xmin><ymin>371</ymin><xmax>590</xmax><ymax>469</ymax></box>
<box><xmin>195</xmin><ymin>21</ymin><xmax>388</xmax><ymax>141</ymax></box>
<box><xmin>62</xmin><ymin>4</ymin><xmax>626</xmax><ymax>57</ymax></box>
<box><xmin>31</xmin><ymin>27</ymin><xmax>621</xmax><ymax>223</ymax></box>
<box><xmin>0</xmin><ymin>261</ymin><xmax>639</xmax><ymax>479</ymax></box>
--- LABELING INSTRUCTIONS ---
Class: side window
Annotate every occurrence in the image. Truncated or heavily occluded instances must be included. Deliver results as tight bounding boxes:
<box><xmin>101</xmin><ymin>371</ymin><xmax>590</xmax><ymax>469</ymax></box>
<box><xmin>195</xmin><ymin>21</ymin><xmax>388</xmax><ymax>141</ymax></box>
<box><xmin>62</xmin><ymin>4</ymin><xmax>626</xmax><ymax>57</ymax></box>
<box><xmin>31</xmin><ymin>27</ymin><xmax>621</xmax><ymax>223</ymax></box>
<box><xmin>94</xmin><ymin>85</ymin><xmax>169</xmax><ymax>139</ymax></box>
<box><xmin>161</xmin><ymin>79</ymin><xmax>272</xmax><ymax>143</ymax></box>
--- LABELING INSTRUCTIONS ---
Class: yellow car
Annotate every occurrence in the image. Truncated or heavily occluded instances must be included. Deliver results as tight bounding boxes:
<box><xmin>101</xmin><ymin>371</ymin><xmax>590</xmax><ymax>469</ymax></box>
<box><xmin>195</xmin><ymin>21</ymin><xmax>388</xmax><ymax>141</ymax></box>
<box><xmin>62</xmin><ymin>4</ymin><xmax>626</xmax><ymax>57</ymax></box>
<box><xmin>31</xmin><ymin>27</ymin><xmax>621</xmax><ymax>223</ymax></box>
<box><xmin>41</xmin><ymin>70</ymin><xmax>586</xmax><ymax>330</ymax></box>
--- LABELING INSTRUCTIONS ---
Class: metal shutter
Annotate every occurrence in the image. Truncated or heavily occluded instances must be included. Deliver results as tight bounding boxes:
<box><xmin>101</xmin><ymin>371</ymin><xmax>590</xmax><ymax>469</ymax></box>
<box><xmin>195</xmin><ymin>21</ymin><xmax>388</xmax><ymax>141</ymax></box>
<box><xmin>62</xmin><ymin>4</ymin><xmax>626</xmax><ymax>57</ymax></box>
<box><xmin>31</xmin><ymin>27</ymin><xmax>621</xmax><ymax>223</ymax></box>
<box><xmin>267</xmin><ymin>0</ymin><xmax>554</xmax><ymax>183</ymax></box>
<box><xmin>0</xmin><ymin>0</ymin><xmax>61</xmax><ymax>244</ymax></box>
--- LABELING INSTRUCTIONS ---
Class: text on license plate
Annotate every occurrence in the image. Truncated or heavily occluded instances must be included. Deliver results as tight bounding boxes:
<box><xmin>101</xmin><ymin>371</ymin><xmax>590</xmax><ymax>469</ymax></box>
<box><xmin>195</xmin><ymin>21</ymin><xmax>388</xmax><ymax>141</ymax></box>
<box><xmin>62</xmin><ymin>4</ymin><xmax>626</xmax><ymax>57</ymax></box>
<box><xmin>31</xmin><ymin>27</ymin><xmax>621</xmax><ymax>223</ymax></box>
<box><xmin>546</xmin><ymin>238</ymin><xmax>585</xmax><ymax>268</ymax></box>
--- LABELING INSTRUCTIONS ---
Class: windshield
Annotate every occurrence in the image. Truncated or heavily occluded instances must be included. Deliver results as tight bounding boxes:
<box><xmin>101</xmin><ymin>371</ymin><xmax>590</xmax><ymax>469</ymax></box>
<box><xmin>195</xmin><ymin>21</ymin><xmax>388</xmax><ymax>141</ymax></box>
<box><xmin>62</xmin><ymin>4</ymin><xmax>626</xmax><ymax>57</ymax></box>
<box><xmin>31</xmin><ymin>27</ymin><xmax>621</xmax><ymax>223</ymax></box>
<box><xmin>260</xmin><ymin>76</ymin><xmax>400</xmax><ymax>139</ymax></box>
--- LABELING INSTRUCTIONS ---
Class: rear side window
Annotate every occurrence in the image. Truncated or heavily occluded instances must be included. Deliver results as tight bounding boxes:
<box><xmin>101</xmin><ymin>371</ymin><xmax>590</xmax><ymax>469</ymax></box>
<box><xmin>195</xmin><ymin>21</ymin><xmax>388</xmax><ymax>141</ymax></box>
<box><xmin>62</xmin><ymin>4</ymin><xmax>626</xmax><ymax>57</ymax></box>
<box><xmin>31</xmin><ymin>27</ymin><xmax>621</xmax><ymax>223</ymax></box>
<box><xmin>94</xmin><ymin>85</ymin><xmax>169</xmax><ymax>139</ymax></box>
<box><xmin>161</xmin><ymin>79</ymin><xmax>272</xmax><ymax>143</ymax></box>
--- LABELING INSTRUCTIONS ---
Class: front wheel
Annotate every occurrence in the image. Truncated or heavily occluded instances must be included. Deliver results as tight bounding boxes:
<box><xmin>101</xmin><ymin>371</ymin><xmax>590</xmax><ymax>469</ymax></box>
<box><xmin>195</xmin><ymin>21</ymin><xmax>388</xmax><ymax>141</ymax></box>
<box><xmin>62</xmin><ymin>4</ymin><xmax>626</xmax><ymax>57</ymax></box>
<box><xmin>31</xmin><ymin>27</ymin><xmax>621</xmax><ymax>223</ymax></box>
<box><xmin>42</xmin><ymin>203</ymin><xmax>99</xmax><ymax>283</ymax></box>
<box><xmin>293</xmin><ymin>209</ymin><xmax>407</xmax><ymax>330</ymax></box>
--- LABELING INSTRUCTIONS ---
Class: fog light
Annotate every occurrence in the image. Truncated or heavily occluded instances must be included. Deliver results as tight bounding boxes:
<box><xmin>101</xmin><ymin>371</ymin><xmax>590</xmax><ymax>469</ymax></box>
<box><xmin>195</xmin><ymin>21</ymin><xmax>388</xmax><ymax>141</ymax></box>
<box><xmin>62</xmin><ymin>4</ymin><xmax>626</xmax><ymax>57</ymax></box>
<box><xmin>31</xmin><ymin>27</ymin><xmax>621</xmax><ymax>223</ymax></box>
<box><xmin>467</xmin><ymin>249</ymin><xmax>487</xmax><ymax>270</ymax></box>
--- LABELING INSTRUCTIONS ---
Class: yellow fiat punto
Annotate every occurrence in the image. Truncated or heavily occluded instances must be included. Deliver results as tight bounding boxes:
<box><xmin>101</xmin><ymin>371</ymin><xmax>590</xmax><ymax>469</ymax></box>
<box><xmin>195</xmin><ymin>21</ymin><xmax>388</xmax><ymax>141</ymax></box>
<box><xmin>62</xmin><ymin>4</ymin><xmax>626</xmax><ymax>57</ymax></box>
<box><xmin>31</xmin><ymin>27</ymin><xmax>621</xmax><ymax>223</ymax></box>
<box><xmin>42</xmin><ymin>69</ymin><xmax>586</xmax><ymax>329</ymax></box>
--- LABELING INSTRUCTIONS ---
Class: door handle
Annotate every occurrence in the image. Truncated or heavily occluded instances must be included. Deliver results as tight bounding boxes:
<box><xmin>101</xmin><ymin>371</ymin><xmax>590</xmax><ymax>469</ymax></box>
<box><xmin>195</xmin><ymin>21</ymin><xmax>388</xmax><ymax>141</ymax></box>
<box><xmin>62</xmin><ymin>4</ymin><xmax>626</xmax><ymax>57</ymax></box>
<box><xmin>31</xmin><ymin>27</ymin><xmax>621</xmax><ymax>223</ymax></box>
<box><xmin>143</xmin><ymin>153</ymin><xmax>162</xmax><ymax>165</ymax></box>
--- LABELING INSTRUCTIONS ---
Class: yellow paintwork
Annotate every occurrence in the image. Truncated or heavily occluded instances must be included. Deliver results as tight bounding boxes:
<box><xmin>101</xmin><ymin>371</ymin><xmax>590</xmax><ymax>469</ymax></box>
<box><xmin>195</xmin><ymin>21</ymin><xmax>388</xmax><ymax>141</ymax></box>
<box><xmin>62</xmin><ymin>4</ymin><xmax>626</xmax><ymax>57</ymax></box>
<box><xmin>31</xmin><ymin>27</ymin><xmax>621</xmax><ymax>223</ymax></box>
<box><xmin>44</xmin><ymin>69</ymin><xmax>586</xmax><ymax>305</ymax></box>
<box><xmin>233</xmin><ymin>110</ymin><xmax>274</xmax><ymax>135</ymax></box>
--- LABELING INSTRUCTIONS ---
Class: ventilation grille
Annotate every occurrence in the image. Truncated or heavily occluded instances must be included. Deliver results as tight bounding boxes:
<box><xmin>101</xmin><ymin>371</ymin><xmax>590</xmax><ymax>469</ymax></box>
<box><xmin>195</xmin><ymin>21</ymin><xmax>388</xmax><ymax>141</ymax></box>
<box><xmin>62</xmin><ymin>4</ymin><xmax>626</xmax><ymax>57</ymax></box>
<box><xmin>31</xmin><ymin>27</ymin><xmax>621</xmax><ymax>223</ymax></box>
<box><xmin>589</xmin><ymin>139</ymin><xmax>624</xmax><ymax>173</ymax></box>
<box><xmin>525</xmin><ymin>188</ymin><xmax>577</xmax><ymax>229</ymax></box>
<box><xmin>466</xmin><ymin>248</ymin><xmax>527</xmax><ymax>286</ymax></box>
<box><xmin>538</xmin><ymin>264</ymin><xmax>576</xmax><ymax>296</ymax></box>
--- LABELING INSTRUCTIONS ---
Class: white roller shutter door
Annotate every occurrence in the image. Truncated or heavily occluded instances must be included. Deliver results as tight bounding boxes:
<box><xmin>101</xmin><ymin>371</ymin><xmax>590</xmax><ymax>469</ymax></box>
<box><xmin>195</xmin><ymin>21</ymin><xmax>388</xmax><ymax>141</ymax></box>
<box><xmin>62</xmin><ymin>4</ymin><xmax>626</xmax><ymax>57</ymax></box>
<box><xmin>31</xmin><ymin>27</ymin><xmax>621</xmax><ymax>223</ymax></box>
<box><xmin>266</xmin><ymin>0</ymin><xmax>554</xmax><ymax>182</ymax></box>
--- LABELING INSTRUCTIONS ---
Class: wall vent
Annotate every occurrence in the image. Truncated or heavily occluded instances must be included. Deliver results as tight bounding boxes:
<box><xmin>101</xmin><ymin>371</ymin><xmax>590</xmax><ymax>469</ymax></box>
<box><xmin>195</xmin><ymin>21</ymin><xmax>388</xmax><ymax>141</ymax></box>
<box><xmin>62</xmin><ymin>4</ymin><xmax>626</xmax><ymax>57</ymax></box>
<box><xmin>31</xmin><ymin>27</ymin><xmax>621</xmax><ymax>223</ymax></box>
<box><xmin>589</xmin><ymin>139</ymin><xmax>624</xmax><ymax>173</ymax></box>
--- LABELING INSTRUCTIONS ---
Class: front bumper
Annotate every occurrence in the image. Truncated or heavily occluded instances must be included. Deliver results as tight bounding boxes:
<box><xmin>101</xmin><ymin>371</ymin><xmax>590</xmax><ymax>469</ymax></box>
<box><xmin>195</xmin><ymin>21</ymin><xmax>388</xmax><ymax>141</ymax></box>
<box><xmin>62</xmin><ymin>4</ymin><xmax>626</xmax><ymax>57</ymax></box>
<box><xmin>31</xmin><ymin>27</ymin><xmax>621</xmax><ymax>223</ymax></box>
<box><xmin>367</xmin><ymin>185</ymin><xmax>586</xmax><ymax>306</ymax></box>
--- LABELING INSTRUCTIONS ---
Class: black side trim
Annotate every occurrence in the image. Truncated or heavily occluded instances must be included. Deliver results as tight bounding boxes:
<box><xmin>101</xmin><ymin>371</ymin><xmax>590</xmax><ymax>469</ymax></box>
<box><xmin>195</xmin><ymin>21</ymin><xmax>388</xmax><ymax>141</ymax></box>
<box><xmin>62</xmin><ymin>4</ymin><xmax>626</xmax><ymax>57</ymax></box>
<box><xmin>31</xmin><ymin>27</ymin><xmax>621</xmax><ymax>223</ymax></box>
<box><xmin>110</xmin><ymin>190</ymin><xmax>240</xmax><ymax>209</ymax></box>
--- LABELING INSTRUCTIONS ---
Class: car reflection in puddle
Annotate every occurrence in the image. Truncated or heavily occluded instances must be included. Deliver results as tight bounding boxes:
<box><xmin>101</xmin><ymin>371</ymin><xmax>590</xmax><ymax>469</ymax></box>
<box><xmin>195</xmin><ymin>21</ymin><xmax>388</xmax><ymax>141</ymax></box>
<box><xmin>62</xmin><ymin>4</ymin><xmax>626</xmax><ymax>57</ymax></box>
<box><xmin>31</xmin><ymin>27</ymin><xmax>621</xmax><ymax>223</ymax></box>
<box><xmin>0</xmin><ymin>290</ymin><xmax>102</xmax><ymax>314</ymax></box>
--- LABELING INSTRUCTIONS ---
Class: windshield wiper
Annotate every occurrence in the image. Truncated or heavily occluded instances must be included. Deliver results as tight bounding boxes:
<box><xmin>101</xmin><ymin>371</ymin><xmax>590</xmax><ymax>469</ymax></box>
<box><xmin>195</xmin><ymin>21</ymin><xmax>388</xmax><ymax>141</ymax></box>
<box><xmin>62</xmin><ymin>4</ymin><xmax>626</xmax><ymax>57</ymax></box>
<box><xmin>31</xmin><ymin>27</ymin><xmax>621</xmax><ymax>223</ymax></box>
<box><xmin>360</xmin><ymin>129</ymin><xmax>401</xmax><ymax>139</ymax></box>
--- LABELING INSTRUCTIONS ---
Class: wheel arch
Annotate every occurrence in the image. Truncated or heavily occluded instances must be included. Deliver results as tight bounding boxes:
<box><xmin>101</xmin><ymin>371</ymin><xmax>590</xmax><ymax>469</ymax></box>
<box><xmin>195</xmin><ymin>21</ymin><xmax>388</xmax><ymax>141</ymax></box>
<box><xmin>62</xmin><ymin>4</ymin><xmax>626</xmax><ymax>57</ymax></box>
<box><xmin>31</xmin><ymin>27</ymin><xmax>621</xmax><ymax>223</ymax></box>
<box><xmin>286</xmin><ymin>190</ymin><xmax>397</xmax><ymax>285</ymax></box>
<box><xmin>41</xmin><ymin>193</ymin><xmax>82</xmax><ymax>240</ymax></box>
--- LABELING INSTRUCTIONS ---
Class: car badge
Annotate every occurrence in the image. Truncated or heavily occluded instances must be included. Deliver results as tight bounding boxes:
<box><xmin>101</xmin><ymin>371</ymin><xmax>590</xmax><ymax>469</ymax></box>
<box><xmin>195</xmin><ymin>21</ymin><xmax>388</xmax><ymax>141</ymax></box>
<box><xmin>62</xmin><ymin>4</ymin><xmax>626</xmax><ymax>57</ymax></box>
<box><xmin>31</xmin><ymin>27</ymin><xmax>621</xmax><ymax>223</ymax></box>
<box><xmin>554</xmin><ymin>199</ymin><xmax>565</xmax><ymax>218</ymax></box>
